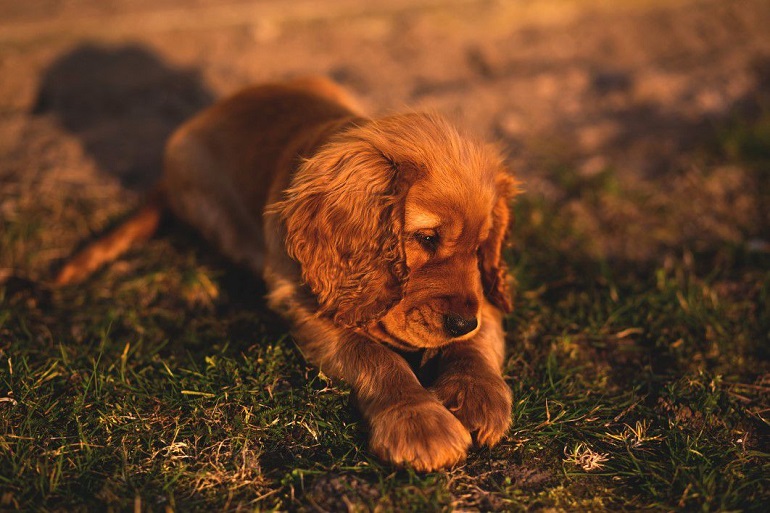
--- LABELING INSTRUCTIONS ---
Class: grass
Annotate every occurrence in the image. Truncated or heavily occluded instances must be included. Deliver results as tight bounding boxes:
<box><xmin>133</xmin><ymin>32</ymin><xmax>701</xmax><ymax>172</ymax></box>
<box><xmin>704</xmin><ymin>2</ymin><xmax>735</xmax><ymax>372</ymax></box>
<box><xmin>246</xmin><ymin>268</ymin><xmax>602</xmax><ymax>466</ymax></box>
<box><xmin>1</xmin><ymin>115</ymin><xmax>770</xmax><ymax>511</ymax></box>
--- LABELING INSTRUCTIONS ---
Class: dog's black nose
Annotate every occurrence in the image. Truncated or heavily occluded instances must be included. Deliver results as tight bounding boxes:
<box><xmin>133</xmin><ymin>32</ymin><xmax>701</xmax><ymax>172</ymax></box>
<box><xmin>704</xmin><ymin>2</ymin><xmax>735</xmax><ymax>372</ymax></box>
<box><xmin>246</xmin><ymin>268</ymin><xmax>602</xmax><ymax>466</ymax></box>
<box><xmin>444</xmin><ymin>313</ymin><xmax>478</xmax><ymax>338</ymax></box>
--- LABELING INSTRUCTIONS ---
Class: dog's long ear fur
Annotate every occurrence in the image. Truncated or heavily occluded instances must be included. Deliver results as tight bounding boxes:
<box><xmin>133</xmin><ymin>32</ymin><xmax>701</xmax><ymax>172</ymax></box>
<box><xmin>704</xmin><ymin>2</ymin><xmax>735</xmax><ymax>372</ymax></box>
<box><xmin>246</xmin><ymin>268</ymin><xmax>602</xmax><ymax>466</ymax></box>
<box><xmin>273</xmin><ymin>121</ymin><xmax>410</xmax><ymax>327</ymax></box>
<box><xmin>479</xmin><ymin>171</ymin><xmax>519</xmax><ymax>313</ymax></box>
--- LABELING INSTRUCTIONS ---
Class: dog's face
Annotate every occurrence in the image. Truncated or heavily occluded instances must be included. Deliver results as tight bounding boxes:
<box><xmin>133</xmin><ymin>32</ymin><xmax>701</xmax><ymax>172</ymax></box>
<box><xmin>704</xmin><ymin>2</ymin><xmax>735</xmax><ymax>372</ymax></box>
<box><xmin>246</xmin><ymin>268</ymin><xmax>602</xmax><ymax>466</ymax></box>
<box><xmin>376</xmin><ymin>170</ymin><xmax>495</xmax><ymax>347</ymax></box>
<box><xmin>276</xmin><ymin>113</ymin><xmax>517</xmax><ymax>348</ymax></box>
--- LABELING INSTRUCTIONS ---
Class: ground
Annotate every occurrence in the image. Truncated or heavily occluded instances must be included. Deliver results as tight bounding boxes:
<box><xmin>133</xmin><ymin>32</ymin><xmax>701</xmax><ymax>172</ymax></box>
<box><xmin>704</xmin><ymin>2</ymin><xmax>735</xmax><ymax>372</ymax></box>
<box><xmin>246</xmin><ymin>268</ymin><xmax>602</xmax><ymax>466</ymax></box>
<box><xmin>1</xmin><ymin>0</ymin><xmax>769</xmax><ymax>511</ymax></box>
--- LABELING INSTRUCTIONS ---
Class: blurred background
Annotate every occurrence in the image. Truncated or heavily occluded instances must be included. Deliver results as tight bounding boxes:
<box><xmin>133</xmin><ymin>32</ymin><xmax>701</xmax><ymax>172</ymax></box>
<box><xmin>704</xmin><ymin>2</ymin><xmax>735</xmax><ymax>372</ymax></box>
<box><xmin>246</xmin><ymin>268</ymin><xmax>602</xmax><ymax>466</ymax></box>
<box><xmin>1</xmin><ymin>0</ymin><xmax>769</xmax><ymax>276</ymax></box>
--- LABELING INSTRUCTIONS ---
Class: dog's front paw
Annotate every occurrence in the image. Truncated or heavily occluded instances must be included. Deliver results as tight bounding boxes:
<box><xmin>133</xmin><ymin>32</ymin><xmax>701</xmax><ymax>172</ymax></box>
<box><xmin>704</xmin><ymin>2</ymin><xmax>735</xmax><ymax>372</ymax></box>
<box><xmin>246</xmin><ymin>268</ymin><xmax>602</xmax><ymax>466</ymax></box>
<box><xmin>368</xmin><ymin>399</ymin><xmax>471</xmax><ymax>472</ymax></box>
<box><xmin>431</xmin><ymin>372</ymin><xmax>512</xmax><ymax>447</ymax></box>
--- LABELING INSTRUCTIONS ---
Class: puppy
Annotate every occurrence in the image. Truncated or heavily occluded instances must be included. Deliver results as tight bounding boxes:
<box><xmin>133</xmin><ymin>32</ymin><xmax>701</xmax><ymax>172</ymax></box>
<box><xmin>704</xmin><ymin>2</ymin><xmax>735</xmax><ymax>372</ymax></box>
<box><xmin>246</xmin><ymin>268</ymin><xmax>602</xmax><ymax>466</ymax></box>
<box><xmin>56</xmin><ymin>77</ymin><xmax>519</xmax><ymax>471</ymax></box>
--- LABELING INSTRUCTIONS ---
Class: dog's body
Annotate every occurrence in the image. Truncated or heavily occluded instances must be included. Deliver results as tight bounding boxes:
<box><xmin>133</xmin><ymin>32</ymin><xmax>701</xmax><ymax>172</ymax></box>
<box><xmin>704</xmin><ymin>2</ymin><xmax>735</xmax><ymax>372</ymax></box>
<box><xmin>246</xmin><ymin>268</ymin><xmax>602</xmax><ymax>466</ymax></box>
<box><xmin>56</xmin><ymin>77</ymin><xmax>517</xmax><ymax>471</ymax></box>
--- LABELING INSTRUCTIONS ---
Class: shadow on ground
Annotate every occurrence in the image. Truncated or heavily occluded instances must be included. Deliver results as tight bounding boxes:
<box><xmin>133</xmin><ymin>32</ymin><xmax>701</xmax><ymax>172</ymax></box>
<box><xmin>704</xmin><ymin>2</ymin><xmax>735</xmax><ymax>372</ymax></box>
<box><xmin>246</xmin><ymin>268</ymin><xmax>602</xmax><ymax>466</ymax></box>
<box><xmin>26</xmin><ymin>44</ymin><xmax>285</xmax><ymax>356</ymax></box>
<box><xmin>33</xmin><ymin>44</ymin><xmax>214</xmax><ymax>189</ymax></box>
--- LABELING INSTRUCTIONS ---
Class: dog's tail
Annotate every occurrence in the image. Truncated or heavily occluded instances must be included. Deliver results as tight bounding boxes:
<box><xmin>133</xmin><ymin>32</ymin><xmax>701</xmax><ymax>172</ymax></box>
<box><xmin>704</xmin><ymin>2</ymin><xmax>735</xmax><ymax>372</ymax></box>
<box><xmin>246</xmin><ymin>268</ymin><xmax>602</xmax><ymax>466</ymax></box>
<box><xmin>54</xmin><ymin>186</ymin><xmax>167</xmax><ymax>286</ymax></box>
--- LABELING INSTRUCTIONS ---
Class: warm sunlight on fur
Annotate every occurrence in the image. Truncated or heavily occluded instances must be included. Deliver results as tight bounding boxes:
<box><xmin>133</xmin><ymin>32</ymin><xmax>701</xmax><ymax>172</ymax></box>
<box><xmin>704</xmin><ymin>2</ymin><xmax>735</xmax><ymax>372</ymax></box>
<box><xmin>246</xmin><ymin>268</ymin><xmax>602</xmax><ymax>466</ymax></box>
<box><xmin>55</xmin><ymin>77</ymin><xmax>519</xmax><ymax>471</ymax></box>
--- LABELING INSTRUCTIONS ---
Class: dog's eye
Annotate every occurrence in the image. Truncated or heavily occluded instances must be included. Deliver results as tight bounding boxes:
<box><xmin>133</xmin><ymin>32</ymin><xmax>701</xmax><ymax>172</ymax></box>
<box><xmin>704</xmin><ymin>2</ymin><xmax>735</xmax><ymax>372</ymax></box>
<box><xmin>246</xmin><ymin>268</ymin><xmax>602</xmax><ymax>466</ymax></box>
<box><xmin>414</xmin><ymin>232</ymin><xmax>439</xmax><ymax>252</ymax></box>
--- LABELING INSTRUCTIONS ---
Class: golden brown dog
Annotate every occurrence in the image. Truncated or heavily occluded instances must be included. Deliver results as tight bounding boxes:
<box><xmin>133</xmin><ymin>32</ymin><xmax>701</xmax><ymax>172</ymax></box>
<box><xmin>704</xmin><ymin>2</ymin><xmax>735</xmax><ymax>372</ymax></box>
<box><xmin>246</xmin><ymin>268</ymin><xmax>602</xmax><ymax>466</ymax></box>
<box><xmin>56</xmin><ymin>77</ymin><xmax>519</xmax><ymax>471</ymax></box>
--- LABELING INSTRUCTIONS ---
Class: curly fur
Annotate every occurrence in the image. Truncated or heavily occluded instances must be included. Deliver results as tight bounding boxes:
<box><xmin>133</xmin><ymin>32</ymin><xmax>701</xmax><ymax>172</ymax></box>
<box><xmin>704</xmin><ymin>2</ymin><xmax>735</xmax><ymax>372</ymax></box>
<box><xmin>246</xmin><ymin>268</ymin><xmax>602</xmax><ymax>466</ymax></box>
<box><xmin>55</xmin><ymin>77</ymin><xmax>520</xmax><ymax>472</ymax></box>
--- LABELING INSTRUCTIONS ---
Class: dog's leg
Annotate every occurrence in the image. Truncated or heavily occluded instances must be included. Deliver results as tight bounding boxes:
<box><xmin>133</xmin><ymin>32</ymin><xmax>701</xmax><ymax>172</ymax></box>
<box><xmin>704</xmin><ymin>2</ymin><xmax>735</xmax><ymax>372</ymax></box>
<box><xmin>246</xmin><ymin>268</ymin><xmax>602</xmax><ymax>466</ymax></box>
<box><xmin>430</xmin><ymin>301</ymin><xmax>513</xmax><ymax>447</ymax></box>
<box><xmin>54</xmin><ymin>187</ymin><xmax>166</xmax><ymax>285</ymax></box>
<box><xmin>282</xmin><ymin>302</ymin><xmax>472</xmax><ymax>471</ymax></box>
<box><xmin>332</xmin><ymin>334</ymin><xmax>473</xmax><ymax>471</ymax></box>
<box><xmin>349</xmin><ymin>340</ymin><xmax>472</xmax><ymax>472</ymax></box>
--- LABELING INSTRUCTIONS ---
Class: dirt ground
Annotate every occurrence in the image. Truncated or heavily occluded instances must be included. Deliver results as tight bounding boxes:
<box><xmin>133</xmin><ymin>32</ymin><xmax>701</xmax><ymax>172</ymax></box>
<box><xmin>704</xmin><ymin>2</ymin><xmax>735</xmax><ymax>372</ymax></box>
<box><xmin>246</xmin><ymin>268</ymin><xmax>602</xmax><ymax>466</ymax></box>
<box><xmin>2</xmin><ymin>0</ymin><xmax>770</xmax><ymax>279</ymax></box>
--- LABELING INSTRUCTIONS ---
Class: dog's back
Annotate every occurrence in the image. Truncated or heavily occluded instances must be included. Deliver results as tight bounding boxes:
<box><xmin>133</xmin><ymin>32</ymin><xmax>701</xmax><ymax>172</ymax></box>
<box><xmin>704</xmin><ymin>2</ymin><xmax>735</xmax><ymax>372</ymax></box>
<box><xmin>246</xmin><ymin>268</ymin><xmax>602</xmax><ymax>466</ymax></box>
<box><xmin>55</xmin><ymin>77</ymin><xmax>362</xmax><ymax>285</ymax></box>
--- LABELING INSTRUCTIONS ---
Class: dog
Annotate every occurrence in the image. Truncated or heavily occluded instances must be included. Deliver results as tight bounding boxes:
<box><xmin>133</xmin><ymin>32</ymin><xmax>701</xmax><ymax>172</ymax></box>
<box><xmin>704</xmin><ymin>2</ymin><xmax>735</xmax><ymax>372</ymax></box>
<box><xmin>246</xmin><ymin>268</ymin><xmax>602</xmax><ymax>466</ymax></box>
<box><xmin>55</xmin><ymin>77</ymin><xmax>519</xmax><ymax>471</ymax></box>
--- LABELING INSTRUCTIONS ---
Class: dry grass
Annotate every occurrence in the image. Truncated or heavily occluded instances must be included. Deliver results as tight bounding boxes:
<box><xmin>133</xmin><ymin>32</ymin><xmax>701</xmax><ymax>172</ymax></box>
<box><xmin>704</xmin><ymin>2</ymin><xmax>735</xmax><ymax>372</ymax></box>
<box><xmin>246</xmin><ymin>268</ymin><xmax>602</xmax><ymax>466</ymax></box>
<box><xmin>2</xmin><ymin>107</ymin><xmax>769</xmax><ymax>510</ymax></box>
<box><xmin>1</xmin><ymin>0</ymin><xmax>770</xmax><ymax>510</ymax></box>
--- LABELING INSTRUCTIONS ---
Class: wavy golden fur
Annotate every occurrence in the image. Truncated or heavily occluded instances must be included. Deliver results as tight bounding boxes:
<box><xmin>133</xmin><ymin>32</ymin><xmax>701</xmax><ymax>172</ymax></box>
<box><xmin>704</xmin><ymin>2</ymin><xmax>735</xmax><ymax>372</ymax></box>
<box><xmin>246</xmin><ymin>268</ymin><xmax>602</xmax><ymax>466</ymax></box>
<box><xmin>56</xmin><ymin>77</ymin><xmax>519</xmax><ymax>471</ymax></box>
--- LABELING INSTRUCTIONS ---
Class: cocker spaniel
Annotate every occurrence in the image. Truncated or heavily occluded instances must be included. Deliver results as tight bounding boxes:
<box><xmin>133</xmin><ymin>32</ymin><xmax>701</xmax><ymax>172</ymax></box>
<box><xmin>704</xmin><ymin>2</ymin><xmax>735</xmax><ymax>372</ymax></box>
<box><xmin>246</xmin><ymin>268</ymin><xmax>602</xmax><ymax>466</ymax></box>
<box><xmin>56</xmin><ymin>77</ymin><xmax>519</xmax><ymax>471</ymax></box>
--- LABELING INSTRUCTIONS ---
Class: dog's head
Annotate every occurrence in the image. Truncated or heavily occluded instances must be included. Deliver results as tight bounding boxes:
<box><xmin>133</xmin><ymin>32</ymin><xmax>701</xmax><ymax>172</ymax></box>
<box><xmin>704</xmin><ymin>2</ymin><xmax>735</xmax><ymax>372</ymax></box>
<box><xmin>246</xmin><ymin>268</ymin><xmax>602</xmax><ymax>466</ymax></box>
<box><xmin>276</xmin><ymin>113</ymin><xmax>519</xmax><ymax>348</ymax></box>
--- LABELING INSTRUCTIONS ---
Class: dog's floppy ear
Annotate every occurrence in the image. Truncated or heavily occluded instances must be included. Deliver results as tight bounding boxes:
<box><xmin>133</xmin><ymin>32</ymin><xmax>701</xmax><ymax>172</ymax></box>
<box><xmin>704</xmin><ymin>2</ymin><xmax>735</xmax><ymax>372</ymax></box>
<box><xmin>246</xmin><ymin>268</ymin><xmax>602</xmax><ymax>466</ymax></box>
<box><xmin>272</xmin><ymin>126</ymin><xmax>409</xmax><ymax>327</ymax></box>
<box><xmin>479</xmin><ymin>170</ymin><xmax>520</xmax><ymax>313</ymax></box>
